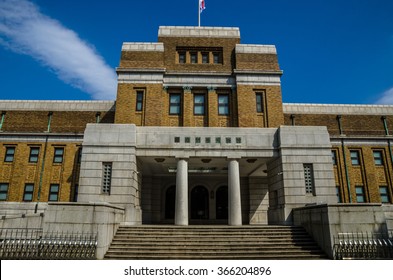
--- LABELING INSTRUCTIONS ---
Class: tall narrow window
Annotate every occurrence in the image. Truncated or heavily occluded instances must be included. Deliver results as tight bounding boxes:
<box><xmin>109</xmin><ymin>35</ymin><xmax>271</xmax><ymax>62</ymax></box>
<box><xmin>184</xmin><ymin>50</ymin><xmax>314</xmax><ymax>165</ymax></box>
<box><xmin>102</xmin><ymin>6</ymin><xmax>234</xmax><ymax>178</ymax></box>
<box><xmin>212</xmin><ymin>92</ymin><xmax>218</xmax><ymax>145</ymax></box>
<box><xmin>190</xmin><ymin>52</ymin><xmax>197</xmax><ymax>64</ymax></box>
<box><xmin>331</xmin><ymin>150</ymin><xmax>338</xmax><ymax>165</ymax></box>
<box><xmin>355</xmin><ymin>186</ymin><xmax>365</xmax><ymax>203</ymax></box>
<box><xmin>194</xmin><ymin>94</ymin><xmax>205</xmax><ymax>115</ymax></box>
<box><xmin>218</xmin><ymin>95</ymin><xmax>229</xmax><ymax>115</ymax></box>
<box><xmin>373</xmin><ymin>150</ymin><xmax>383</xmax><ymax>166</ymax></box>
<box><xmin>256</xmin><ymin>92</ymin><xmax>263</xmax><ymax>113</ymax></box>
<box><xmin>178</xmin><ymin>52</ymin><xmax>186</xmax><ymax>64</ymax></box>
<box><xmin>4</xmin><ymin>147</ymin><xmax>15</xmax><ymax>162</ymax></box>
<box><xmin>29</xmin><ymin>147</ymin><xmax>40</xmax><ymax>163</ymax></box>
<box><xmin>169</xmin><ymin>94</ymin><xmax>181</xmax><ymax>115</ymax></box>
<box><xmin>48</xmin><ymin>184</ymin><xmax>59</xmax><ymax>201</ymax></box>
<box><xmin>23</xmin><ymin>184</ymin><xmax>34</xmax><ymax>202</ymax></box>
<box><xmin>53</xmin><ymin>147</ymin><xmax>64</xmax><ymax>163</ymax></box>
<box><xmin>304</xmin><ymin>164</ymin><xmax>315</xmax><ymax>195</ymax></box>
<box><xmin>136</xmin><ymin>91</ymin><xmax>144</xmax><ymax>112</ymax></box>
<box><xmin>102</xmin><ymin>162</ymin><xmax>112</xmax><ymax>194</ymax></box>
<box><xmin>202</xmin><ymin>52</ymin><xmax>209</xmax><ymax>64</ymax></box>
<box><xmin>0</xmin><ymin>183</ymin><xmax>9</xmax><ymax>201</ymax></box>
<box><xmin>350</xmin><ymin>150</ymin><xmax>360</xmax><ymax>165</ymax></box>
<box><xmin>379</xmin><ymin>186</ymin><xmax>390</xmax><ymax>203</ymax></box>
<box><xmin>213</xmin><ymin>52</ymin><xmax>222</xmax><ymax>64</ymax></box>
<box><xmin>336</xmin><ymin>186</ymin><xmax>342</xmax><ymax>203</ymax></box>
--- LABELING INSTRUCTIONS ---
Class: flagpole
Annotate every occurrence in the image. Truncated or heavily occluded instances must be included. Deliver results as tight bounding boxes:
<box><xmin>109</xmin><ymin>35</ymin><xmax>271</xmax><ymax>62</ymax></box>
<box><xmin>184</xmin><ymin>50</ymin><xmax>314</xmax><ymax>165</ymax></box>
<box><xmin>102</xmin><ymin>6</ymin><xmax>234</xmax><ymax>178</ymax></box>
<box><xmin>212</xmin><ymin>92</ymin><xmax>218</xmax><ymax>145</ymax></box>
<box><xmin>198</xmin><ymin>0</ymin><xmax>201</xmax><ymax>27</ymax></box>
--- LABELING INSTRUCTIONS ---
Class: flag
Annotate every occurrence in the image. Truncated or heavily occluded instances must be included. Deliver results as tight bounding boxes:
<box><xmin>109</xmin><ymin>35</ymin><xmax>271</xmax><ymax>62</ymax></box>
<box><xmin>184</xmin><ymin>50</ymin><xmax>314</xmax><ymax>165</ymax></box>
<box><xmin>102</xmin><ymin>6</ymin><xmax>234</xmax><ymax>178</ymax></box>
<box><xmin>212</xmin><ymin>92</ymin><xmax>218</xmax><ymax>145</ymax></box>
<box><xmin>200</xmin><ymin>0</ymin><xmax>206</xmax><ymax>13</ymax></box>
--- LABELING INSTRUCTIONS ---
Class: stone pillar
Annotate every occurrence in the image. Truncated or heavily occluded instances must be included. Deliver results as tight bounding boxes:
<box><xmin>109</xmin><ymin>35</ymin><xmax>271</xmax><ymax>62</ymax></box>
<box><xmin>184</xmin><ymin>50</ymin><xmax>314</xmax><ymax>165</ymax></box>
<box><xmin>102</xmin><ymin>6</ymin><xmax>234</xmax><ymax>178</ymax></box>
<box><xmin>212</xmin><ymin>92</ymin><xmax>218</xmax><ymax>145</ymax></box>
<box><xmin>228</xmin><ymin>158</ymin><xmax>242</xmax><ymax>226</ymax></box>
<box><xmin>175</xmin><ymin>158</ymin><xmax>188</xmax><ymax>225</ymax></box>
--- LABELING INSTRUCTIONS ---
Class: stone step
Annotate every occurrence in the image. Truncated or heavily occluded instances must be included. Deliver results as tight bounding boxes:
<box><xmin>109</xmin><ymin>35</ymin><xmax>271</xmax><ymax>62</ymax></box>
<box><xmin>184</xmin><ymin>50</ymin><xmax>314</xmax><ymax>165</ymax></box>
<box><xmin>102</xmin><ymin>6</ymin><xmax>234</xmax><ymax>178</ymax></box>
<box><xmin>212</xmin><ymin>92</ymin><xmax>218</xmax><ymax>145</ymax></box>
<box><xmin>104</xmin><ymin>225</ymin><xmax>328</xmax><ymax>260</ymax></box>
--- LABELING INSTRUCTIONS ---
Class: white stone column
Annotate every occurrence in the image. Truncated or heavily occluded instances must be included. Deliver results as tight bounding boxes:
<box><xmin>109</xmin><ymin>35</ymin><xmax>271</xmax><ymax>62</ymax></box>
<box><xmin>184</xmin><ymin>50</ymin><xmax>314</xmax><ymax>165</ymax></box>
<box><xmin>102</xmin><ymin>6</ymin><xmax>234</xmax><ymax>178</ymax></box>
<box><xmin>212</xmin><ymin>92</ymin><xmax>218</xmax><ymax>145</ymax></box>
<box><xmin>228</xmin><ymin>158</ymin><xmax>242</xmax><ymax>226</ymax></box>
<box><xmin>175</xmin><ymin>158</ymin><xmax>188</xmax><ymax>225</ymax></box>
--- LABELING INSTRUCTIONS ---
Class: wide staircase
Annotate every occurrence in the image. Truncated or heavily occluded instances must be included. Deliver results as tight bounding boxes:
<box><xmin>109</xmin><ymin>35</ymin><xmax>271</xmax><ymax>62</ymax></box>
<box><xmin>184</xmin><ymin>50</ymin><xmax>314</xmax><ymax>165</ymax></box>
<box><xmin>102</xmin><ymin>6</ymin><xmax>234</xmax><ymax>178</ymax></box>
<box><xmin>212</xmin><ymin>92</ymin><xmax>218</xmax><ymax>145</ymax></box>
<box><xmin>104</xmin><ymin>225</ymin><xmax>329</xmax><ymax>259</ymax></box>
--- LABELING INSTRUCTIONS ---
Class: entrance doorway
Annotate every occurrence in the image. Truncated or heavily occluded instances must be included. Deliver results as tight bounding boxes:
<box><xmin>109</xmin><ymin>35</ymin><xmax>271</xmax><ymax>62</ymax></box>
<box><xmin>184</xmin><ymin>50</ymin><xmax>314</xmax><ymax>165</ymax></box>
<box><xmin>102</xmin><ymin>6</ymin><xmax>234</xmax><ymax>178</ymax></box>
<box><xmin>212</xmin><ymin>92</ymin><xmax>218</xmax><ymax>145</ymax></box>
<box><xmin>191</xmin><ymin>185</ymin><xmax>209</xmax><ymax>220</ymax></box>
<box><xmin>216</xmin><ymin>185</ymin><xmax>228</xmax><ymax>219</ymax></box>
<box><xmin>165</xmin><ymin>185</ymin><xmax>176</xmax><ymax>219</ymax></box>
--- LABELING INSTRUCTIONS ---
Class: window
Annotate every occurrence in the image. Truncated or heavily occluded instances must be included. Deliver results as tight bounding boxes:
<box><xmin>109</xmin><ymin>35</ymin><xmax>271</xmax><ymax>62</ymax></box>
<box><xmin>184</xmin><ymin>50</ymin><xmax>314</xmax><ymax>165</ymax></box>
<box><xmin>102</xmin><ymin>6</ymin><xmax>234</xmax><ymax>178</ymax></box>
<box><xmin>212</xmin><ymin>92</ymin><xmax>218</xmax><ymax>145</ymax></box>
<box><xmin>48</xmin><ymin>184</ymin><xmax>59</xmax><ymax>201</ymax></box>
<box><xmin>178</xmin><ymin>52</ymin><xmax>186</xmax><ymax>64</ymax></box>
<box><xmin>102</xmin><ymin>163</ymin><xmax>112</xmax><ymax>194</ymax></box>
<box><xmin>218</xmin><ymin>95</ymin><xmax>229</xmax><ymax>115</ymax></box>
<box><xmin>256</xmin><ymin>93</ymin><xmax>263</xmax><ymax>113</ymax></box>
<box><xmin>190</xmin><ymin>52</ymin><xmax>197</xmax><ymax>63</ymax></box>
<box><xmin>379</xmin><ymin>186</ymin><xmax>390</xmax><ymax>203</ymax></box>
<box><xmin>202</xmin><ymin>52</ymin><xmax>209</xmax><ymax>64</ymax></box>
<box><xmin>304</xmin><ymin>164</ymin><xmax>315</xmax><ymax>195</ymax></box>
<box><xmin>53</xmin><ymin>147</ymin><xmax>64</xmax><ymax>163</ymax></box>
<box><xmin>215</xmin><ymin>137</ymin><xmax>221</xmax><ymax>144</ymax></box>
<box><xmin>331</xmin><ymin>150</ymin><xmax>337</xmax><ymax>165</ymax></box>
<box><xmin>136</xmin><ymin>91</ymin><xmax>144</xmax><ymax>111</ymax></box>
<box><xmin>73</xmin><ymin>184</ymin><xmax>78</xmax><ymax>202</ymax></box>
<box><xmin>336</xmin><ymin>186</ymin><xmax>341</xmax><ymax>203</ymax></box>
<box><xmin>195</xmin><ymin>137</ymin><xmax>201</xmax><ymax>144</ymax></box>
<box><xmin>29</xmin><ymin>147</ymin><xmax>40</xmax><ymax>163</ymax></box>
<box><xmin>225</xmin><ymin>137</ymin><xmax>231</xmax><ymax>144</ymax></box>
<box><xmin>213</xmin><ymin>52</ymin><xmax>221</xmax><ymax>64</ymax></box>
<box><xmin>169</xmin><ymin>94</ymin><xmax>181</xmax><ymax>115</ymax></box>
<box><xmin>23</xmin><ymin>184</ymin><xmax>34</xmax><ymax>202</ymax></box>
<box><xmin>350</xmin><ymin>150</ymin><xmax>360</xmax><ymax>165</ymax></box>
<box><xmin>373</xmin><ymin>150</ymin><xmax>383</xmax><ymax>165</ymax></box>
<box><xmin>4</xmin><ymin>147</ymin><xmax>15</xmax><ymax>162</ymax></box>
<box><xmin>194</xmin><ymin>94</ymin><xmax>205</xmax><ymax>115</ymax></box>
<box><xmin>0</xmin><ymin>183</ymin><xmax>8</xmax><ymax>201</ymax></box>
<box><xmin>355</xmin><ymin>186</ymin><xmax>365</xmax><ymax>203</ymax></box>
<box><xmin>205</xmin><ymin>137</ymin><xmax>211</xmax><ymax>144</ymax></box>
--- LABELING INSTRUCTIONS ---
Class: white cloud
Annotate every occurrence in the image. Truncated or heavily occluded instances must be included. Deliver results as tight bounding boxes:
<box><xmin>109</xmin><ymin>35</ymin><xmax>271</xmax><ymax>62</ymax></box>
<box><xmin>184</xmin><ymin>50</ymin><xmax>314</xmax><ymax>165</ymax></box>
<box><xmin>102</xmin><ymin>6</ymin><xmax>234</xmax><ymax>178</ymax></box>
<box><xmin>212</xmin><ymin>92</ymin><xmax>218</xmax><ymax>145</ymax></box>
<box><xmin>0</xmin><ymin>0</ymin><xmax>117</xmax><ymax>100</ymax></box>
<box><xmin>375</xmin><ymin>88</ymin><xmax>393</xmax><ymax>105</ymax></box>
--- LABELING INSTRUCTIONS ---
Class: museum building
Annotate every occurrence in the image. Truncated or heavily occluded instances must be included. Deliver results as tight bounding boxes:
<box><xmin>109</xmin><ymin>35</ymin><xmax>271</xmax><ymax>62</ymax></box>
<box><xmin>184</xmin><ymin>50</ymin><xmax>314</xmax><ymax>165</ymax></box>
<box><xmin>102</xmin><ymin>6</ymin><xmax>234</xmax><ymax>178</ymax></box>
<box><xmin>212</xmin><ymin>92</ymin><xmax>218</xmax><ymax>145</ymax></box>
<box><xmin>0</xmin><ymin>26</ymin><xmax>392</xmax><ymax>229</ymax></box>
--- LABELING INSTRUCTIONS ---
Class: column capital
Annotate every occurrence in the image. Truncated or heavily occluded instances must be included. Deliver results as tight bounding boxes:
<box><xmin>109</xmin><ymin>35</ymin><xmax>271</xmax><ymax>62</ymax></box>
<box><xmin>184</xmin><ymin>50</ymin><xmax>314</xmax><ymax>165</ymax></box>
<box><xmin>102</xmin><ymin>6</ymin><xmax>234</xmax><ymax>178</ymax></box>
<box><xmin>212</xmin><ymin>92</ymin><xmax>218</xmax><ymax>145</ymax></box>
<box><xmin>207</xmin><ymin>86</ymin><xmax>217</xmax><ymax>92</ymax></box>
<box><xmin>175</xmin><ymin>156</ymin><xmax>190</xmax><ymax>160</ymax></box>
<box><xmin>227</xmin><ymin>157</ymin><xmax>241</xmax><ymax>161</ymax></box>
<box><xmin>182</xmin><ymin>86</ymin><xmax>192</xmax><ymax>92</ymax></box>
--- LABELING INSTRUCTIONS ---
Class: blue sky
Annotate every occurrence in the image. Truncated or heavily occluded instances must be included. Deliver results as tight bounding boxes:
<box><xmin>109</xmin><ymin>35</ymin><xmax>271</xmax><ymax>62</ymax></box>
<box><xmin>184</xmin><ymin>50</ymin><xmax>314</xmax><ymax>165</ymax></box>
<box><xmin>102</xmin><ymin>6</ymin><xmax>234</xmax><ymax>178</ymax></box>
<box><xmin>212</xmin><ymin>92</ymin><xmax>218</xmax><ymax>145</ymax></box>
<box><xmin>0</xmin><ymin>0</ymin><xmax>392</xmax><ymax>104</ymax></box>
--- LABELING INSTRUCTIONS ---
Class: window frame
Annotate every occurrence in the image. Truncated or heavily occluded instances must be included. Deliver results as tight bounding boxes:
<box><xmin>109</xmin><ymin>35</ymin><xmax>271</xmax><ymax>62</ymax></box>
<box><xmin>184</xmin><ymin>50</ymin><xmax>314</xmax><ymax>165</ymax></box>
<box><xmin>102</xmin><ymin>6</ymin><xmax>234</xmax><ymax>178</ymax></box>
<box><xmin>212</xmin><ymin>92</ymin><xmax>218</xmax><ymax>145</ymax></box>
<box><xmin>102</xmin><ymin>162</ymin><xmax>112</xmax><ymax>195</ymax></box>
<box><xmin>0</xmin><ymin>183</ymin><xmax>9</xmax><ymax>201</ymax></box>
<box><xmin>218</xmin><ymin>94</ymin><xmax>229</xmax><ymax>115</ymax></box>
<box><xmin>190</xmin><ymin>52</ymin><xmax>197</xmax><ymax>64</ymax></box>
<box><xmin>304</xmin><ymin>164</ymin><xmax>315</xmax><ymax>195</ymax></box>
<box><xmin>4</xmin><ymin>146</ymin><xmax>15</xmax><ymax>162</ymax></box>
<box><xmin>136</xmin><ymin>90</ymin><xmax>144</xmax><ymax>112</ymax></box>
<box><xmin>350</xmin><ymin>150</ymin><xmax>360</xmax><ymax>166</ymax></box>
<box><xmin>23</xmin><ymin>184</ymin><xmax>34</xmax><ymax>202</ymax></box>
<box><xmin>169</xmin><ymin>94</ymin><xmax>181</xmax><ymax>115</ymax></box>
<box><xmin>178</xmin><ymin>51</ymin><xmax>186</xmax><ymax>64</ymax></box>
<box><xmin>29</xmin><ymin>147</ymin><xmax>40</xmax><ymax>163</ymax></box>
<box><xmin>213</xmin><ymin>52</ymin><xmax>222</xmax><ymax>64</ymax></box>
<box><xmin>256</xmin><ymin>92</ymin><xmax>264</xmax><ymax>113</ymax></box>
<box><xmin>48</xmin><ymin>184</ymin><xmax>59</xmax><ymax>202</ymax></box>
<box><xmin>379</xmin><ymin>186</ymin><xmax>390</xmax><ymax>203</ymax></box>
<box><xmin>355</xmin><ymin>186</ymin><xmax>365</xmax><ymax>203</ymax></box>
<box><xmin>201</xmin><ymin>52</ymin><xmax>209</xmax><ymax>64</ymax></box>
<box><xmin>194</xmin><ymin>94</ymin><xmax>206</xmax><ymax>115</ymax></box>
<box><xmin>373</xmin><ymin>150</ymin><xmax>383</xmax><ymax>166</ymax></box>
<box><xmin>53</xmin><ymin>147</ymin><xmax>64</xmax><ymax>164</ymax></box>
<box><xmin>331</xmin><ymin>150</ymin><xmax>338</xmax><ymax>165</ymax></box>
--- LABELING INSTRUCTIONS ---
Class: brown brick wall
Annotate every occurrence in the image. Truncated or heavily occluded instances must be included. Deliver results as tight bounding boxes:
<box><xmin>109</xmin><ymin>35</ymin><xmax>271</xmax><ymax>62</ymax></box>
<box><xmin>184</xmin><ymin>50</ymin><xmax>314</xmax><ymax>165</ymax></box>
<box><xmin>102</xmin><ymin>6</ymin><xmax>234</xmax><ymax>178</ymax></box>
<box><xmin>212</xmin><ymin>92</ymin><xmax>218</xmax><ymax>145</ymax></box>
<box><xmin>119</xmin><ymin>51</ymin><xmax>164</xmax><ymax>68</ymax></box>
<box><xmin>158</xmin><ymin>37</ymin><xmax>239</xmax><ymax>72</ymax></box>
<box><xmin>236</xmin><ymin>53</ymin><xmax>280</xmax><ymax>71</ymax></box>
<box><xmin>333</xmin><ymin>145</ymin><xmax>393</xmax><ymax>203</ymax></box>
<box><xmin>0</xmin><ymin>142</ymin><xmax>81</xmax><ymax>202</ymax></box>
<box><xmin>284</xmin><ymin>114</ymin><xmax>390</xmax><ymax>136</ymax></box>
<box><xmin>1</xmin><ymin>111</ymin><xmax>114</xmax><ymax>133</ymax></box>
